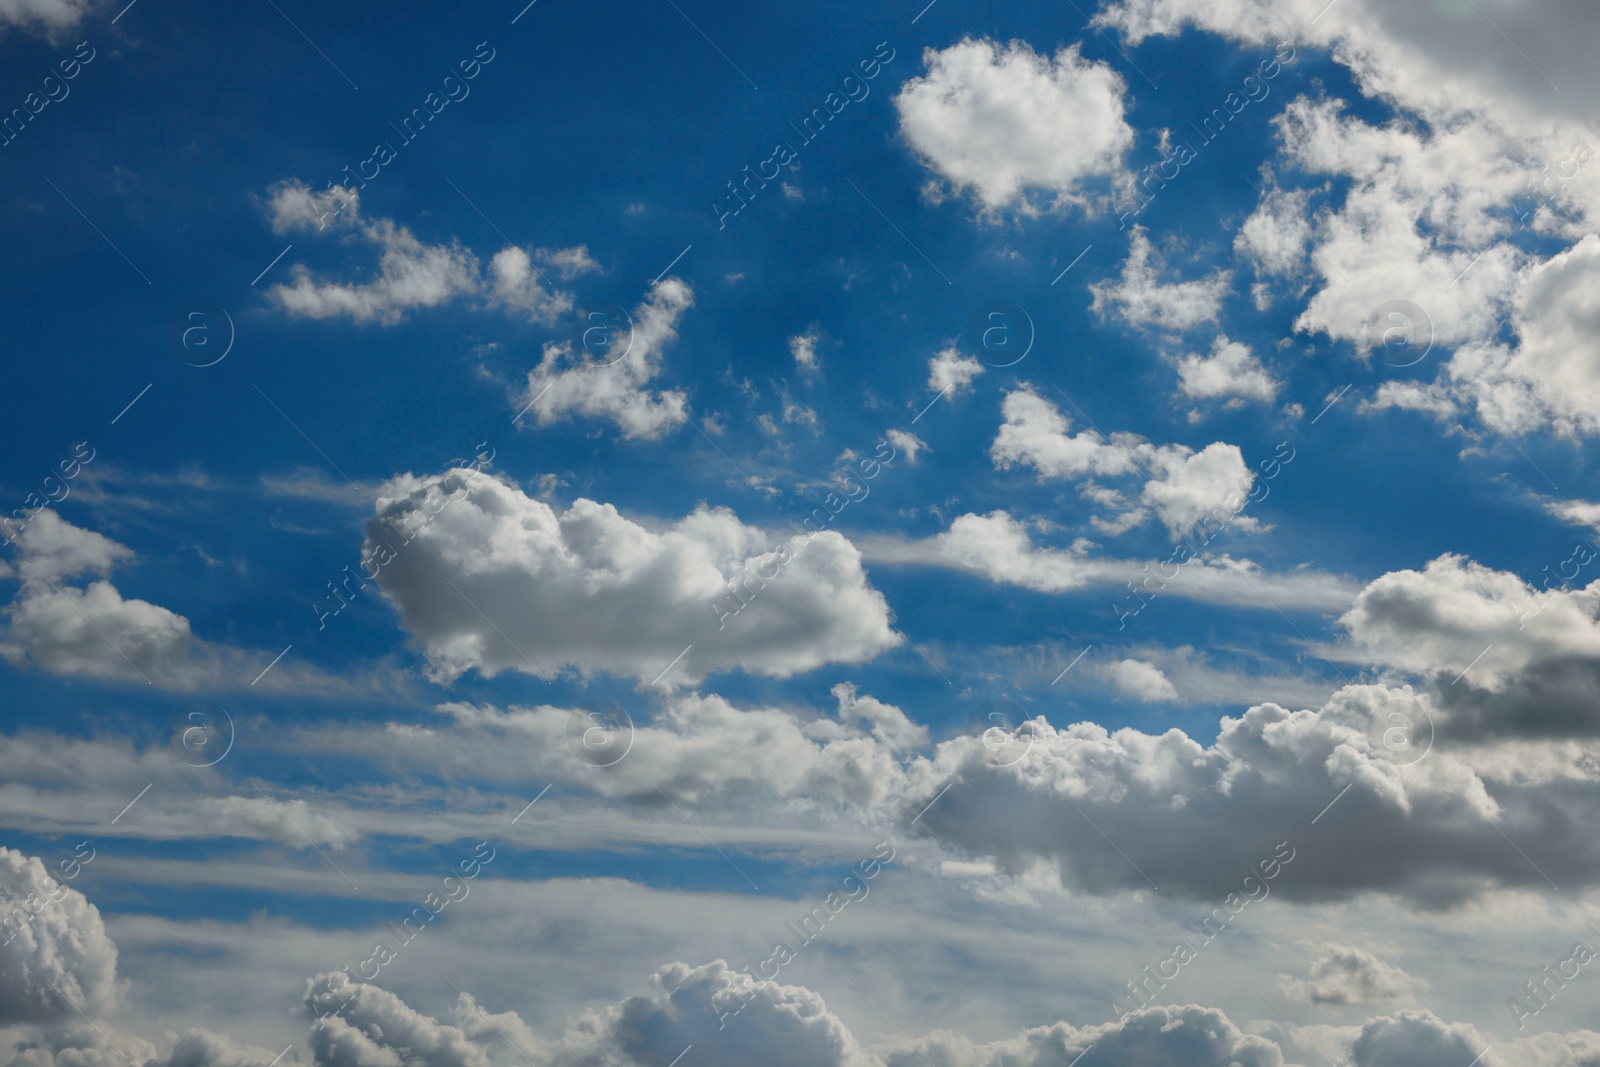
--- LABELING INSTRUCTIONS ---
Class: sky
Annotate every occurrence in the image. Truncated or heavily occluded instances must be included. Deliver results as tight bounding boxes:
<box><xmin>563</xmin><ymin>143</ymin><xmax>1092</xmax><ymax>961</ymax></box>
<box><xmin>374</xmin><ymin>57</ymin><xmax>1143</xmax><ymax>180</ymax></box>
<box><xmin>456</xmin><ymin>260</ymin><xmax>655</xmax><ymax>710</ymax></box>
<box><xmin>3</xmin><ymin>0</ymin><xmax>1600</xmax><ymax>1064</ymax></box>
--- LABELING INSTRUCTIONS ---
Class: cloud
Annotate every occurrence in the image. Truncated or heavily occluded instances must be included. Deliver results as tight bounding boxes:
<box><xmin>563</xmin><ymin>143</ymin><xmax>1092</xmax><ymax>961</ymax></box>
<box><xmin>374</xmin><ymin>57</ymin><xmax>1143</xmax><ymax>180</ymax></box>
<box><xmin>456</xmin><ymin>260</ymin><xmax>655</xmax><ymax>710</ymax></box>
<box><xmin>904</xmin><ymin>681</ymin><xmax>1600</xmax><ymax>904</ymax></box>
<box><xmin>515</xmin><ymin>277</ymin><xmax>693</xmax><ymax>439</ymax></box>
<box><xmin>856</xmin><ymin>510</ymin><xmax>1357</xmax><ymax>610</ymax></box>
<box><xmin>990</xmin><ymin>389</ymin><xmax>1260</xmax><ymax>540</ymax></box>
<box><xmin>1091</xmin><ymin>226</ymin><xmax>1232</xmax><ymax>333</ymax></box>
<box><xmin>928</xmin><ymin>348</ymin><xmax>984</xmax><ymax>395</ymax></box>
<box><xmin>304</xmin><ymin>971</ymin><xmax>490</xmax><ymax>1067</ymax></box>
<box><xmin>363</xmin><ymin>467</ymin><xmax>900</xmax><ymax>685</ymax></box>
<box><xmin>0</xmin><ymin>0</ymin><xmax>95</xmax><ymax>37</ymax></box>
<box><xmin>488</xmin><ymin>246</ymin><xmax>573</xmax><ymax>322</ymax></box>
<box><xmin>1279</xmin><ymin>943</ymin><xmax>1424</xmax><ymax>1007</ymax></box>
<box><xmin>1333</xmin><ymin>554</ymin><xmax>1600</xmax><ymax>742</ymax></box>
<box><xmin>894</xmin><ymin>38</ymin><xmax>1134</xmax><ymax>214</ymax></box>
<box><xmin>790</xmin><ymin>330</ymin><xmax>821</xmax><ymax>373</ymax></box>
<box><xmin>264</xmin><ymin>180</ymin><xmax>579</xmax><ymax>327</ymax></box>
<box><xmin>1348</xmin><ymin>1010</ymin><xmax>1488</xmax><ymax>1067</ymax></box>
<box><xmin>0</xmin><ymin>847</ymin><xmax>118</xmax><ymax>1024</ymax></box>
<box><xmin>885</xmin><ymin>430</ymin><xmax>926</xmax><ymax>464</ymax></box>
<box><xmin>0</xmin><ymin>511</ymin><xmax>381</xmax><ymax>695</ymax></box>
<box><xmin>1175</xmin><ymin>336</ymin><xmax>1281</xmax><ymax>403</ymax></box>
<box><xmin>1102</xmin><ymin>658</ymin><xmax>1179</xmax><ymax>702</ymax></box>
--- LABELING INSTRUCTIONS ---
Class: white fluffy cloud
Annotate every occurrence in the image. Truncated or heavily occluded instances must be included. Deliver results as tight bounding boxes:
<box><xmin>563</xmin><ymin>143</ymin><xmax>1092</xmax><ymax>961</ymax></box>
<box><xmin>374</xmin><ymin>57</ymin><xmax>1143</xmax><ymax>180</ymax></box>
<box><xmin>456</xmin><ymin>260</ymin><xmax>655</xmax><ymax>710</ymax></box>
<box><xmin>1102</xmin><ymin>658</ymin><xmax>1179</xmax><ymax>703</ymax></box>
<box><xmin>364</xmin><ymin>467</ymin><xmax>900</xmax><ymax>685</ymax></box>
<box><xmin>894</xmin><ymin>38</ymin><xmax>1134</xmax><ymax>213</ymax></box>
<box><xmin>1175</xmin><ymin>335</ymin><xmax>1280</xmax><ymax>404</ymax></box>
<box><xmin>265</xmin><ymin>181</ymin><xmax>587</xmax><ymax>326</ymax></box>
<box><xmin>1091</xmin><ymin>226</ymin><xmax>1232</xmax><ymax>333</ymax></box>
<box><xmin>515</xmin><ymin>277</ymin><xmax>693</xmax><ymax>439</ymax></box>
<box><xmin>990</xmin><ymin>388</ymin><xmax>1259</xmax><ymax>540</ymax></box>
<box><xmin>0</xmin><ymin>847</ymin><xmax>118</xmax><ymax>1024</ymax></box>
<box><xmin>927</xmin><ymin>347</ymin><xmax>984</xmax><ymax>395</ymax></box>
<box><xmin>790</xmin><ymin>330</ymin><xmax>821</xmax><ymax>373</ymax></box>
<box><xmin>0</xmin><ymin>511</ymin><xmax>361</xmax><ymax>694</ymax></box>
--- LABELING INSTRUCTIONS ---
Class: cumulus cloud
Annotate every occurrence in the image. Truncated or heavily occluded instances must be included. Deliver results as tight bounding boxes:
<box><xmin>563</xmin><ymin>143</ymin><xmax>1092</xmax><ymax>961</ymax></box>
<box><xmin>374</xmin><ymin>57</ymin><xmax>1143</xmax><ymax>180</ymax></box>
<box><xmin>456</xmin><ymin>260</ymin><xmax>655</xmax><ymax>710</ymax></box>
<box><xmin>1280</xmin><ymin>943</ymin><xmax>1423</xmax><ymax>1006</ymax></box>
<box><xmin>1347</xmin><ymin>1010</ymin><xmax>1488</xmax><ymax>1067</ymax></box>
<box><xmin>304</xmin><ymin>971</ymin><xmax>490</xmax><ymax>1067</ymax></box>
<box><xmin>1175</xmin><ymin>336</ymin><xmax>1281</xmax><ymax>404</ymax></box>
<box><xmin>885</xmin><ymin>430</ymin><xmax>926</xmax><ymax>464</ymax></box>
<box><xmin>927</xmin><ymin>348</ymin><xmax>984</xmax><ymax>395</ymax></box>
<box><xmin>1334</xmin><ymin>554</ymin><xmax>1600</xmax><ymax>742</ymax></box>
<box><xmin>0</xmin><ymin>847</ymin><xmax>118</xmax><ymax>1024</ymax></box>
<box><xmin>1102</xmin><ymin>658</ymin><xmax>1179</xmax><ymax>702</ymax></box>
<box><xmin>264</xmin><ymin>180</ymin><xmax>580</xmax><ymax>326</ymax></box>
<box><xmin>1091</xmin><ymin>226</ymin><xmax>1232</xmax><ymax>333</ymax></box>
<box><xmin>0</xmin><ymin>511</ymin><xmax>366</xmax><ymax>694</ymax></box>
<box><xmin>364</xmin><ymin>467</ymin><xmax>900</xmax><ymax>685</ymax></box>
<box><xmin>514</xmin><ymin>277</ymin><xmax>693</xmax><ymax>439</ymax></box>
<box><xmin>990</xmin><ymin>388</ymin><xmax>1259</xmax><ymax>540</ymax></box>
<box><xmin>894</xmin><ymin>38</ymin><xmax>1134</xmax><ymax>213</ymax></box>
<box><xmin>903</xmin><ymin>682</ymin><xmax>1600</xmax><ymax>904</ymax></box>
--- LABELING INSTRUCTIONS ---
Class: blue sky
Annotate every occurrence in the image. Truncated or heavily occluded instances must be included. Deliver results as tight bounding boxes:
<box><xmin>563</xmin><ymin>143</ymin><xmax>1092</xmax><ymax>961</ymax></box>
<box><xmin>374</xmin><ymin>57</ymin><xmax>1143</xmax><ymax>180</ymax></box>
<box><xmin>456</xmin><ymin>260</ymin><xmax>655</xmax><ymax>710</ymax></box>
<box><xmin>5</xmin><ymin>0</ymin><xmax>1600</xmax><ymax>1065</ymax></box>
